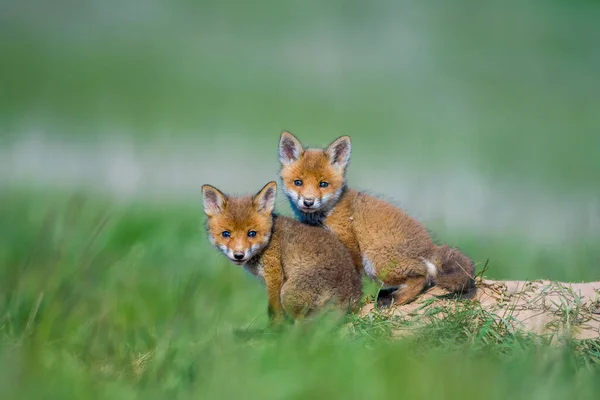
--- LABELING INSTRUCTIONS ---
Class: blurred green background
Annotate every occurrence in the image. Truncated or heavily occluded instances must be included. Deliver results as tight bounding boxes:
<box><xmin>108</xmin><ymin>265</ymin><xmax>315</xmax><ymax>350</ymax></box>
<box><xmin>2</xmin><ymin>0</ymin><xmax>599</xmax><ymax>279</ymax></box>
<box><xmin>1</xmin><ymin>1</ymin><xmax>599</xmax><ymax>398</ymax></box>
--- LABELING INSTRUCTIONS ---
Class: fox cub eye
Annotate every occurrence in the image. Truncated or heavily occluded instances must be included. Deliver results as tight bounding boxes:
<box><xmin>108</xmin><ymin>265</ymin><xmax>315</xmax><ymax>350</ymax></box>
<box><xmin>221</xmin><ymin>231</ymin><xmax>231</xmax><ymax>238</ymax></box>
<box><xmin>319</xmin><ymin>181</ymin><xmax>329</xmax><ymax>188</ymax></box>
<box><xmin>248</xmin><ymin>230</ymin><xmax>257</xmax><ymax>238</ymax></box>
<box><xmin>294</xmin><ymin>179</ymin><xmax>303</xmax><ymax>186</ymax></box>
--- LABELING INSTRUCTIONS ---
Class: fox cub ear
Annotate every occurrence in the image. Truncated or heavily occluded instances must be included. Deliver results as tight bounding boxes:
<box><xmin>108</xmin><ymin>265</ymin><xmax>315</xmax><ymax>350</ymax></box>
<box><xmin>202</xmin><ymin>184</ymin><xmax>226</xmax><ymax>216</ymax></box>
<box><xmin>254</xmin><ymin>181</ymin><xmax>277</xmax><ymax>214</ymax></box>
<box><xmin>326</xmin><ymin>136</ymin><xmax>351</xmax><ymax>169</ymax></box>
<box><xmin>279</xmin><ymin>131</ymin><xmax>304</xmax><ymax>165</ymax></box>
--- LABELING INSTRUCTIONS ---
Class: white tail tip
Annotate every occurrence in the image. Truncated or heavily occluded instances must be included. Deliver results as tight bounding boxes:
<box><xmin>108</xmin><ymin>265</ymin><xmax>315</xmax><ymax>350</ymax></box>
<box><xmin>423</xmin><ymin>259</ymin><xmax>438</xmax><ymax>278</ymax></box>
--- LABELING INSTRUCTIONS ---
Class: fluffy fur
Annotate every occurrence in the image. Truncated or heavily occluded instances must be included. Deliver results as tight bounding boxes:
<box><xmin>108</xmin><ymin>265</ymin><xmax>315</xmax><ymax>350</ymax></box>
<box><xmin>278</xmin><ymin>132</ymin><xmax>476</xmax><ymax>307</ymax></box>
<box><xmin>202</xmin><ymin>181</ymin><xmax>362</xmax><ymax>324</ymax></box>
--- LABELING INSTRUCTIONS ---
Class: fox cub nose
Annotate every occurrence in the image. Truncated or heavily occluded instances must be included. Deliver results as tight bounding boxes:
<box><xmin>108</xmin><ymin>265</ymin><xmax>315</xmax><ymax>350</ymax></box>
<box><xmin>233</xmin><ymin>252</ymin><xmax>245</xmax><ymax>260</ymax></box>
<box><xmin>303</xmin><ymin>198</ymin><xmax>315</xmax><ymax>207</ymax></box>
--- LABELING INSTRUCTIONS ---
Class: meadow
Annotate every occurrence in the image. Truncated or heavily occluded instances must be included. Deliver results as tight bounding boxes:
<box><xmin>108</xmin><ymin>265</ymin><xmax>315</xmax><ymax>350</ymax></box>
<box><xmin>1</xmin><ymin>1</ymin><xmax>599</xmax><ymax>398</ymax></box>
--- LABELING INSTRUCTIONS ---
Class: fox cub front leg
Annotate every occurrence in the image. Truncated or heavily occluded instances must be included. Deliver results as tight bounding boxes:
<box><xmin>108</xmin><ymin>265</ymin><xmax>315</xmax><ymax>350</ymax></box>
<box><xmin>262</xmin><ymin>256</ymin><xmax>287</xmax><ymax>327</ymax></box>
<box><xmin>266</xmin><ymin>281</ymin><xmax>286</xmax><ymax>327</ymax></box>
<box><xmin>267</xmin><ymin>301</ymin><xmax>286</xmax><ymax>327</ymax></box>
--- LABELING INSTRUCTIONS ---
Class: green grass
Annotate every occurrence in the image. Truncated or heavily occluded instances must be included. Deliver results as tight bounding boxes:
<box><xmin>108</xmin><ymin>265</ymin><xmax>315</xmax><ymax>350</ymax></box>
<box><xmin>1</xmin><ymin>191</ymin><xmax>598</xmax><ymax>399</ymax></box>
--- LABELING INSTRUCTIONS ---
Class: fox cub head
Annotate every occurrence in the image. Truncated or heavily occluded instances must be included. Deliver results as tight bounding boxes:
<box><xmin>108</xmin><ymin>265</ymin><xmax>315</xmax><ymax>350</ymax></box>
<box><xmin>202</xmin><ymin>181</ymin><xmax>277</xmax><ymax>265</ymax></box>
<box><xmin>278</xmin><ymin>131</ymin><xmax>351</xmax><ymax>215</ymax></box>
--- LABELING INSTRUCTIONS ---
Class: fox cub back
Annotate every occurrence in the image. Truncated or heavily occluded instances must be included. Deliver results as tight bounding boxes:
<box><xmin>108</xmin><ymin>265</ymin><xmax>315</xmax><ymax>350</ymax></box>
<box><xmin>202</xmin><ymin>181</ymin><xmax>362</xmax><ymax>324</ymax></box>
<box><xmin>278</xmin><ymin>132</ymin><xmax>475</xmax><ymax>307</ymax></box>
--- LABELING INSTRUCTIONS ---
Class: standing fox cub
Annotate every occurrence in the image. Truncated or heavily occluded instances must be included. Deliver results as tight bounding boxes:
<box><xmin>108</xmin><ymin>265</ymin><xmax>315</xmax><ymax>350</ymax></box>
<box><xmin>278</xmin><ymin>131</ymin><xmax>475</xmax><ymax>307</ymax></box>
<box><xmin>202</xmin><ymin>181</ymin><xmax>362</xmax><ymax>324</ymax></box>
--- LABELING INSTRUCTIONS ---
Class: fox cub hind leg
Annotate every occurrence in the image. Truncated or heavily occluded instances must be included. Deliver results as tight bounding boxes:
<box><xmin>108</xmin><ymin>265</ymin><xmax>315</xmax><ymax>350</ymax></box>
<box><xmin>376</xmin><ymin>276</ymin><xmax>428</xmax><ymax>307</ymax></box>
<box><xmin>365</xmin><ymin>250</ymin><xmax>430</xmax><ymax>307</ymax></box>
<box><xmin>390</xmin><ymin>276</ymin><xmax>428</xmax><ymax>306</ymax></box>
<box><xmin>280</xmin><ymin>281</ymin><xmax>316</xmax><ymax>320</ymax></box>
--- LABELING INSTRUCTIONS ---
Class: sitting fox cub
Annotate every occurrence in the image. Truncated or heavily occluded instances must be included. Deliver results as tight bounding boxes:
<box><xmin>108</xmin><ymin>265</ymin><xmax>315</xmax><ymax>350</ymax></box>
<box><xmin>278</xmin><ymin>132</ymin><xmax>475</xmax><ymax>306</ymax></box>
<box><xmin>202</xmin><ymin>181</ymin><xmax>362</xmax><ymax>324</ymax></box>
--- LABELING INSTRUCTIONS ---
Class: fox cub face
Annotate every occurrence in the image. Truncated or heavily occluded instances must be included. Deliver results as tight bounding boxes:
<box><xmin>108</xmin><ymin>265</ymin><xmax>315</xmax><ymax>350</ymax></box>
<box><xmin>202</xmin><ymin>181</ymin><xmax>277</xmax><ymax>265</ymax></box>
<box><xmin>279</xmin><ymin>131</ymin><xmax>351</xmax><ymax>214</ymax></box>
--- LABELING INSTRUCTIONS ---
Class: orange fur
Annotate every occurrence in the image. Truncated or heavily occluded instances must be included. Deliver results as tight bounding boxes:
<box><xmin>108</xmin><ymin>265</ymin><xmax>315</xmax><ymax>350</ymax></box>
<box><xmin>202</xmin><ymin>181</ymin><xmax>362</xmax><ymax>325</ymax></box>
<box><xmin>278</xmin><ymin>132</ymin><xmax>475</xmax><ymax>307</ymax></box>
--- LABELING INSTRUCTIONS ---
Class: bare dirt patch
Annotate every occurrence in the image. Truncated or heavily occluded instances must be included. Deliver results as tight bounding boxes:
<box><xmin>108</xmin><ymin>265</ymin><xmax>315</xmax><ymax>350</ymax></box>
<box><xmin>361</xmin><ymin>278</ymin><xmax>600</xmax><ymax>340</ymax></box>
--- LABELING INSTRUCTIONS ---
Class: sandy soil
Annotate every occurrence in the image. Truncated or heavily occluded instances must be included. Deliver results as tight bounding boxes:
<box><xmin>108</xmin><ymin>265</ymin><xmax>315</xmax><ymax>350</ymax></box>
<box><xmin>360</xmin><ymin>278</ymin><xmax>600</xmax><ymax>340</ymax></box>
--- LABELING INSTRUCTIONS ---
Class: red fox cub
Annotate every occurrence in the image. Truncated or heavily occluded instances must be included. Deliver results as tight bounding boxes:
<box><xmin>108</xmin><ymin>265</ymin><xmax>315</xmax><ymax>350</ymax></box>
<box><xmin>202</xmin><ymin>181</ymin><xmax>362</xmax><ymax>324</ymax></box>
<box><xmin>278</xmin><ymin>131</ymin><xmax>475</xmax><ymax>307</ymax></box>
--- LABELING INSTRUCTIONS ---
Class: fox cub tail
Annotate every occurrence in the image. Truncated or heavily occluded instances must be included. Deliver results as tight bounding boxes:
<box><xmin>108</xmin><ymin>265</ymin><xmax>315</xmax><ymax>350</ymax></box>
<box><xmin>431</xmin><ymin>245</ymin><xmax>476</xmax><ymax>294</ymax></box>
